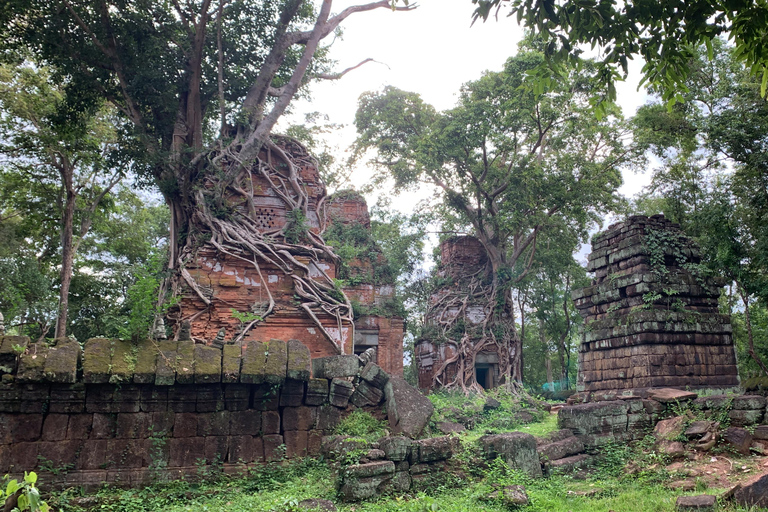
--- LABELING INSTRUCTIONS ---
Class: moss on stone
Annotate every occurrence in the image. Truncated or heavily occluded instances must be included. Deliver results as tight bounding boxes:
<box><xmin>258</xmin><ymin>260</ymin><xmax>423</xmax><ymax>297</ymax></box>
<box><xmin>194</xmin><ymin>344</ymin><xmax>222</xmax><ymax>383</ymax></box>
<box><xmin>286</xmin><ymin>339</ymin><xmax>311</xmax><ymax>381</ymax></box>
<box><xmin>155</xmin><ymin>340</ymin><xmax>178</xmax><ymax>386</ymax></box>
<box><xmin>43</xmin><ymin>341</ymin><xmax>81</xmax><ymax>383</ymax></box>
<box><xmin>17</xmin><ymin>343</ymin><xmax>49</xmax><ymax>382</ymax></box>
<box><xmin>222</xmin><ymin>344</ymin><xmax>242</xmax><ymax>383</ymax></box>
<box><xmin>0</xmin><ymin>335</ymin><xmax>29</xmax><ymax>355</ymax></box>
<box><xmin>240</xmin><ymin>341</ymin><xmax>267</xmax><ymax>384</ymax></box>
<box><xmin>263</xmin><ymin>339</ymin><xmax>287</xmax><ymax>385</ymax></box>
<box><xmin>109</xmin><ymin>339</ymin><xmax>137</xmax><ymax>384</ymax></box>
<box><xmin>133</xmin><ymin>339</ymin><xmax>159</xmax><ymax>384</ymax></box>
<box><xmin>175</xmin><ymin>340</ymin><xmax>195</xmax><ymax>384</ymax></box>
<box><xmin>82</xmin><ymin>338</ymin><xmax>112</xmax><ymax>383</ymax></box>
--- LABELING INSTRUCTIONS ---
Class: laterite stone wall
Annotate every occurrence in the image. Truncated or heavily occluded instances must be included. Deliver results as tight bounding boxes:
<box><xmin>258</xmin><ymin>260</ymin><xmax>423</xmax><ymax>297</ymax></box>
<box><xmin>0</xmin><ymin>336</ymin><xmax>398</xmax><ymax>489</ymax></box>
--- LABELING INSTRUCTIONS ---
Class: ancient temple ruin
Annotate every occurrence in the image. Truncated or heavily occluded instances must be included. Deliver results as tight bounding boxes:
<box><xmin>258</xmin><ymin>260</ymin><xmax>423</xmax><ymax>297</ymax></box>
<box><xmin>572</xmin><ymin>215</ymin><xmax>739</xmax><ymax>394</ymax></box>
<box><xmin>415</xmin><ymin>236</ymin><xmax>503</xmax><ymax>390</ymax></box>
<box><xmin>171</xmin><ymin>139</ymin><xmax>403</xmax><ymax>376</ymax></box>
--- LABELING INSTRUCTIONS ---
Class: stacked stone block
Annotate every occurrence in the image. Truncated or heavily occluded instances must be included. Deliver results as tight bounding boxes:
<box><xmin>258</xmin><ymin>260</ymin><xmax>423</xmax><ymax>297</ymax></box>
<box><xmin>572</xmin><ymin>215</ymin><xmax>739</xmax><ymax>393</ymax></box>
<box><xmin>0</xmin><ymin>335</ymin><xmax>412</xmax><ymax>490</ymax></box>
<box><xmin>558</xmin><ymin>393</ymin><xmax>768</xmax><ymax>449</ymax></box>
<box><xmin>336</xmin><ymin>435</ymin><xmax>456</xmax><ymax>501</ymax></box>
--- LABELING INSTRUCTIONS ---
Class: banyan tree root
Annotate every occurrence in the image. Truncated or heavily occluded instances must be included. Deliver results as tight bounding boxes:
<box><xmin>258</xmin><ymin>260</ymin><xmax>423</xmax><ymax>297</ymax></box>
<box><xmin>163</xmin><ymin>136</ymin><xmax>354</xmax><ymax>351</ymax></box>
<box><xmin>426</xmin><ymin>271</ymin><xmax>521</xmax><ymax>394</ymax></box>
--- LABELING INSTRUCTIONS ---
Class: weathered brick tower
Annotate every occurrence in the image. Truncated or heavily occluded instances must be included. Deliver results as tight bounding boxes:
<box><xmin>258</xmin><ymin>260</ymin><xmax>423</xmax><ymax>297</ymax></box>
<box><xmin>171</xmin><ymin>139</ymin><xmax>403</xmax><ymax>376</ymax></box>
<box><xmin>572</xmin><ymin>215</ymin><xmax>739</xmax><ymax>394</ymax></box>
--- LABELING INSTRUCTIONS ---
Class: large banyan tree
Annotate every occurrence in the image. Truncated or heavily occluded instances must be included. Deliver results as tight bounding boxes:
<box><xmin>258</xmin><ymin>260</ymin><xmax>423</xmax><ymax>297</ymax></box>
<box><xmin>0</xmin><ymin>0</ymin><xmax>411</xmax><ymax>342</ymax></box>
<box><xmin>353</xmin><ymin>43</ymin><xmax>638</xmax><ymax>392</ymax></box>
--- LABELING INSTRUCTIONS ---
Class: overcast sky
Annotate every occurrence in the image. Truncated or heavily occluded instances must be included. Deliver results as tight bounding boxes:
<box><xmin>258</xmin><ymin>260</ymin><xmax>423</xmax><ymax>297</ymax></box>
<box><xmin>282</xmin><ymin>0</ymin><xmax>656</xmax><ymax>259</ymax></box>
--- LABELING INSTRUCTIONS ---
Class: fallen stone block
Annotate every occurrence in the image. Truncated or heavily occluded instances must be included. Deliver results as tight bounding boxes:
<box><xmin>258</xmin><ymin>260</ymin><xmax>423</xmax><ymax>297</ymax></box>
<box><xmin>384</xmin><ymin>376</ymin><xmax>433</xmax><ymax>438</ymax></box>
<box><xmin>350</xmin><ymin>380</ymin><xmax>384</xmax><ymax>407</ymax></box>
<box><xmin>484</xmin><ymin>485</ymin><xmax>529</xmax><ymax>507</ymax></box>
<box><xmin>675</xmin><ymin>494</ymin><xmax>716</xmax><ymax>511</ymax></box>
<box><xmin>731</xmin><ymin>395</ymin><xmax>766</xmax><ymax>411</ymax></box>
<box><xmin>654</xmin><ymin>415</ymin><xmax>689</xmax><ymax>441</ymax></box>
<box><xmin>548</xmin><ymin>453</ymin><xmax>593</xmax><ymax>473</ymax></box>
<box><xmin>359</xmin><ymin>362</ymin><xmax>389</xmax><ymax>389</ymax></box>
<box><xmin>329</xmin><ymin>378</ymin><xmax>354</xmax><ymax>408</ymax></box>
<box><xmin>647</xmin><ymin>388</ymin><xmax>697</xmax><ymax>403</ymax></box>
<box><xmin>732</xmin><ymin>471</ymin><xmax>768</xmax><ymax>508</ymax></box>
<box><xmin>480</xmin><ymin>432</ymin><xmax>542</xmax><ymax>478</ymax></box>
<box><xmin>538</xmin><ymin>436</ymin><xmax>584</xmax><ymax>462</ymax></box>
<box><xmin>720</xmin><ymin>426</ymin><xmax>753</xmax><ymax>455</ymax></box>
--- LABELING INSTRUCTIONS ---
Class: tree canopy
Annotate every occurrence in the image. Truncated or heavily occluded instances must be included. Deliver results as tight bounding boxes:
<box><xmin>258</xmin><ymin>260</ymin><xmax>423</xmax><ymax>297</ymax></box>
<box><xmin>0</xmin><ymin>0</ymin><xmax>413</xmax><ymax>342</ymax></box>
<box><xmin>471</xmin><ymin>0</ymin><xmax>768</xmax><ymax>110</ymax></box>
<box><xmin>354</xmin><ymin>43</ymin><xmax>635</xmax><ymax>390</ymax></box>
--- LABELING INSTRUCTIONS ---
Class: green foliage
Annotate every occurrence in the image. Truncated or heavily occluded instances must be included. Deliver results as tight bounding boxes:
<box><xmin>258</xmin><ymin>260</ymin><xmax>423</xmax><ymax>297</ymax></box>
<box><xmin>284</xmin><ymin>209</ymin><xmax>310</xmax><ymax>245</ymax></box>
<box><xmin>0</xmin><ymin>472</ymin><xmax>50</xmax><ymax>512</ymax></box>
<box><xmin>470</xmin><ymin>0</ymin><xmax>768</xmax><ymax>110</ymax></box>
<box><xmin>334</xmin><ymin>410</ymin><xmax>387</xmax><ymax>442</ymax></box>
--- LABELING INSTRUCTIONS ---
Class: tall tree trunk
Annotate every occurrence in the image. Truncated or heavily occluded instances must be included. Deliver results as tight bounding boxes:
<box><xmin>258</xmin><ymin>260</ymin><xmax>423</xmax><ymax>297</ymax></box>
<box><xmin>738</xmin><ymin>283</ymin><xmax>768</xmax><ymax>376</ymax></box>
<box><xmin>541</xmin><ymin>317</ymin><xmax>553</xmax><ymax>388</ymax></box>
<box><xmin>55</xmin><ymin>180</ymin><xmax>76</xmax><ymax>339</ymax></box>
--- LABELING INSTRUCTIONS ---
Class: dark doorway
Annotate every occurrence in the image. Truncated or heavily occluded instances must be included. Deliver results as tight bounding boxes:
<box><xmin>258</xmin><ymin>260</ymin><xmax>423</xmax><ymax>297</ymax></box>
<box><xmin>476</xmin><ymin>366</ymin><xmax>490</xmax><ymax>389</ymax></box>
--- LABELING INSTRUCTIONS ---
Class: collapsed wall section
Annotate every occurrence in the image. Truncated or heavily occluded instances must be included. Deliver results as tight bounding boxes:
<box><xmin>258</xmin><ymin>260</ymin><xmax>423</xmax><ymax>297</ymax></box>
<box><xmin>572</xmin><ymin>215</ymin><xmax>739</xmax><ymax>394</ymax></box>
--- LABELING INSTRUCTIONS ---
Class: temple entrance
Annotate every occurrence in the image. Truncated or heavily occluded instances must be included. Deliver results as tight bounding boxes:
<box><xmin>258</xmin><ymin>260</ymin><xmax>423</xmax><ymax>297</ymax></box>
<box><xmin>475</xmin><ymin>352</ymin><xmax>499</xmax><ymax>389</ymax></box>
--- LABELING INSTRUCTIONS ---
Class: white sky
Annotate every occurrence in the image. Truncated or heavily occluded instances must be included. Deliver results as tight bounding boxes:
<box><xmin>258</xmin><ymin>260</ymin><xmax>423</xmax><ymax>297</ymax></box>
<box><xmin>282</xmin><ymin>0</ymin><xmax>657</xmax><ymax>261</ymax></box>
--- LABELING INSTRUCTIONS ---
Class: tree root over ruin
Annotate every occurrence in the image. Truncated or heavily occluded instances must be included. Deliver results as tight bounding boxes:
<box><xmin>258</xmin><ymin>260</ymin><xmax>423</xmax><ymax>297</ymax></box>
<box><xmin>426</xmin><ymin>269</ymin><xmax>523</xmax><ymax>394</ymax></box>
<box><xmin>162</xmin><ymin>135</ymin><xmax>353</xmax><ymax>350</ymax></box>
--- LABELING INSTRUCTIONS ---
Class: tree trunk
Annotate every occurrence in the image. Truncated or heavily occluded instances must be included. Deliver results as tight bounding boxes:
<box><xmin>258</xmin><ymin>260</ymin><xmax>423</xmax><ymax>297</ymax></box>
<box><xmin>541</xmin><ymin>317</ymin><xmax>553</xmax><ymax>388</ymax></box>
<box><xmin>55</xmin><ymin>180</ymin><xmax>76</xmax><ymax>339</ymax></box>
<box><xmin>739</xmin><ymin>283</ymin><xmax>768</xmax><ymax>376</ymax></box>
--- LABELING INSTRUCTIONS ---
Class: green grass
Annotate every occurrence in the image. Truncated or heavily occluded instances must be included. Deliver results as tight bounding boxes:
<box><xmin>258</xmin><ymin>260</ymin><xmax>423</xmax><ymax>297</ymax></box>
<box><xmin>54</xmin><ymin>463</ymin><xmax>757</xmax><ymax>512</ymax></box>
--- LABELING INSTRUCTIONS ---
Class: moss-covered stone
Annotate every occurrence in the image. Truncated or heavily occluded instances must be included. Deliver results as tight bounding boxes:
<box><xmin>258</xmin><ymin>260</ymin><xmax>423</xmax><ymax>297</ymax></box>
<box><xmin>194</xmin><ymin>344</ymin><xmax>222</xmax><ymax>383</ymax></box>
<box><xmin>0</xmin><ymin>336</ymin><xmax>28</xmax><ymax>356</ymax></box>
<box><xmin>286</xmin><ymin>339</ymin><xmax>311</xmax><ymax>381</ymax></box>
<box><xmin>17</xmin><ymin>343</ymin><xmax>49</xmax><ymax>382</ymax></box>
<box><xmin>155</xmin><ymin>340</ymin><xmax>178</xmax><ymax>386</ymax></box>
<box><xmin>175</xmin><ymin>340</ymin><xmax>195</xmax><ymax>384</ymax></box>
<box><xmin>222</xmin><ymin>344</ymin><xmax>242</xmax><ymax>383</ymax></box>
<box><xmin>263</xmin><ymin>339</ymin><xmax>287</xmax><ymax>385</ymax></box>
<box><xmin>110</xmin><ymin>339</ymin><xmax>137</xmax><ymax>383</ymax></box>
<box><xmin>44</xmin><ymin>341</ymin><xmax>81</xmax><ymax>383</ymax></box>
<box><xmin>133</xmin><ymin>339</ymin><xmax>159</xmax><ymax>384</ymax></box>
<box><xmin>0</xmin><ymin>335</ymin><xmax>28</xmax><ymax>372</ymax></box>
<box><xmin>83</xmin><ymin>338</ymin><xmax>111</xmax><ymax>383</ymax></box>
<box><xmin>240</xmin><ymin>341</ymin><xmax>267</xmax><ymax>384</ymax></box>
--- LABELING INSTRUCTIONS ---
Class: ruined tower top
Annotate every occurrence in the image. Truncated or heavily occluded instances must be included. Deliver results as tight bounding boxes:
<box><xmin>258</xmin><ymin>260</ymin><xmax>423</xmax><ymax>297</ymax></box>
<box><xmin>572</xmin><ymin>214</ymin><xmax>739</xmax><ymax>397</ymax></box>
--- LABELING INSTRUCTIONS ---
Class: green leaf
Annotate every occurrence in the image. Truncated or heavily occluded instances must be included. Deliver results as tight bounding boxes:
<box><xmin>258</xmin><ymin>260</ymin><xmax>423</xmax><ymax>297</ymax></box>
<box><xmin>5</xmin><ymin>479</ymin><xmax>18</xmax><ymax>496</ymax></box>
<box><xmin>24</xmin><ymin>471</ymin><xmax>37</xmax><ymax>485</ymax></box>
